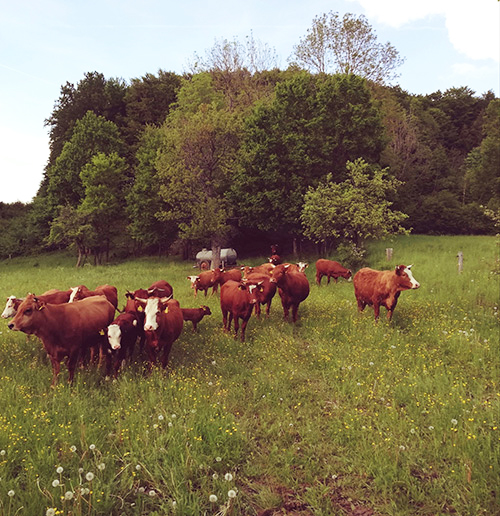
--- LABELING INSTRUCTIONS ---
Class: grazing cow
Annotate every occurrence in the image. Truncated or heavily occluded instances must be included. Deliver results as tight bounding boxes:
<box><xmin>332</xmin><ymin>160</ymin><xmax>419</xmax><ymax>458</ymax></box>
<box><xmin>187</xmin><ymin>269</ymin><xmax>219</xmax><ymax>297</ymax></box>
<box><xmin>241</xmin><ymin>263</ymin><xmax>275</xmax><ymax>278</ymax></box>
<box><xmin>69</xmin><ymin>284</ymin><xmax>118</xmax><ymax>309</ymax></box>
<box><xmin>135</xmin><ymin>296</ymin><xmax>184</xmax><ymax>369</ymax></box>
<box><xmin>2</xmin><ymin>288</ymin><xmax>73</xmax><ymax>319</ymax></box>
<box><xmin>315</xmin><ymin>259</ymin><xmax>352</xmax><ymax>286</ymax></box>
<box><xmin>244</xmin><ymin>273</ymin><xmax>277</xmax><ymax>318</ymax></box>
<box><xmin>270</xmin><ymin>264</ymin><xmax>310</xmax><ymax>322</ymax></box>
<box><xmin>268</xmin><ymin>254</ymin><xmax>282</xmax><ymax>265</ymax></box>
<box><xmin>353</xmin><ymin>265</ymin><xmax>420</xmax><ymax>321</ymax></box>
<box><xmin>220</xmin><ymin>280</ymin><xmax>260</xmax><ymax>341</ymax></box>
<box><xmin>106</xmin><ymin>311</ymin><xmax>141</xmax><ymax>378</ymax></box>
<box><xmin>8</xmin><ymin>294</ymin><xmax>115</xmax><ymax>386</ymax></box>
<box><xmin>181</xmin><ymin>306</ymin><xmax>212</xmax><ymax>331</ymax></box>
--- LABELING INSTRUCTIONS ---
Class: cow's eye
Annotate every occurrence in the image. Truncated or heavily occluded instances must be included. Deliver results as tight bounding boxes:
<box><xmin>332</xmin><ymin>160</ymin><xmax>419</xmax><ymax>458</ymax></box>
<box><xmin>24</xmin><ymin>308</ymin><xmax>32</xmax><ymax>315</ymax></box>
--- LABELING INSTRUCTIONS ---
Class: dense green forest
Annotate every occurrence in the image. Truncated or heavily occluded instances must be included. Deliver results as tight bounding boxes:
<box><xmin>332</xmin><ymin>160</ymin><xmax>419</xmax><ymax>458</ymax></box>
<box><xmin>1</xmin><ymin>18</ymin><xmax>498</xmax><ymax>263</ymax></box>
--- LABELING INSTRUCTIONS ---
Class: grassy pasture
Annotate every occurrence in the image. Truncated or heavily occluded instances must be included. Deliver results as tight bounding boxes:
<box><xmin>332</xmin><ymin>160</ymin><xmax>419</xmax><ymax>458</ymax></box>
<box><xmin>0</xmin><ymin>235</ymin><xmax>498</xmax><ymax>515</ymax></box>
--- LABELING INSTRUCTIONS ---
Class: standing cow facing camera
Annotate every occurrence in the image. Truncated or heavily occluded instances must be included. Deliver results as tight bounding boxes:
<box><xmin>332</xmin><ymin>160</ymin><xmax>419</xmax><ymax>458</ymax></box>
<box><xmin>353</xmin><ymin>264</ymin><xmax>420</xmax><ymax>321</ymax></box>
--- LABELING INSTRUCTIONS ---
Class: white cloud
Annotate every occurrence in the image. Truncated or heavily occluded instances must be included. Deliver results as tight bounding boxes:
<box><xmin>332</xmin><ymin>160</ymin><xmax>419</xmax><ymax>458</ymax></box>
<box><xmin>348</xmin><ymin>0</ymin><xmax>500</xmax><ymax>62</ymax></box>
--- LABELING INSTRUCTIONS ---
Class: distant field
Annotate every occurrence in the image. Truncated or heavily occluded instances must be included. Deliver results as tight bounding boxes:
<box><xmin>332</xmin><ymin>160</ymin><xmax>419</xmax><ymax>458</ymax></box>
<box><xmin>0</xmin><ymin>235</ymin><xmax>498</xmax><ymax>515</ymax></box>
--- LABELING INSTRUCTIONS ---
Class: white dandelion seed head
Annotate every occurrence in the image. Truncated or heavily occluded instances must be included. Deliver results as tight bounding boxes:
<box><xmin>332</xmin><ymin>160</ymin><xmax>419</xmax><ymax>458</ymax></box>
<box><xmin>216</xmin><ymin>456</ymin><xmax>222</xmax><ymax>462</ymax></box>
<box><xmin>52</xmin><ymin>479</ymin><xmax>60</xmax><ymax>487</ymax></box>
<box><xmin>158</xmin><ymin>415</ymin><xmax>164</xmax><ymax>421</ymax></box>
<box><xmin>85</xmin><ymin>472</ymin><xmax>94</xmax><ymax>481</ymax></box>
<box><xmin>70</xmin><ymin>445</ymin><xmax>77</xmax><ymax>452</ymax></box>
<box><xmin>56</xmin><ymin>466</ymin><xmax>64</xmax><ymax>474</ymax></box>
<box><xmin>428</xmin><ymin>426</ymin><xmax>434</xmax><ymax>431</ymax></box>
<box><xmin>399</xmin><ymin>445</ymin><xmax>406</xmax><ymax>451</ymax></box>
<box><xmin>139</xmin><ymin>487</ymin><xmax>145</xmax><ymax>493</ymax></box>
<box><xmin>451</xmin><ymin>418</ymin><xmax>458</xmax><ymax>426</ymax></box>
<box><xmin>7</xmin><ymin>490</ymin><xmax>15</xmax><ymax>497</ymax></box>
<box><xmin>224</xmin><ymin>472</ymin><xmax>233</xmax><ymax>481</ymax></box>
<box><xmin>209</xmin><ymin>494</ymin><xmax>218</xmax><ymax>503</ymax></box>
<box><xmin>228</xmin><ymin>489</ymin><xmax>237</xmax><ymax>498</ymax></box>
<box><xmin>171</xmin><ymin>414</ymin><xmax>177</xmax><ymax>419</ymax></box>
<box><xmin>135</xmin><ymin>464</ymin><xmax>141</xmax><ymax>471</ymax></box>
<box><xmin>64</xmin><ymin>491</ymin><xmax>74</xmax><ymax>500</ymax></box>
<box><xmin>78</xmin><ymin>468</ymin><xmax>84</xmax><ymax>474</ymax></box>
<box><xmin>0</xmin><ymin>450</ymin><xmax>5</xmax><ymax>456</ymax></box>
<box><xmin>89</xmin><ymin>444</ymin><xmax>96</xmax><ymax>450</ymax></box>
<box><xmin>212</xmin><ymin>473</ymin><xmax>219</xmax><ymax>480</ymax></box>
<box><xmin>46</xmin><ymin>509</ymin><xmax>56</xmax><ymax>516</ymax></box>
<box><xmin>98</xmin><ymin>463</ymin><xmax>105</xmax><ymax>471</ymax></box>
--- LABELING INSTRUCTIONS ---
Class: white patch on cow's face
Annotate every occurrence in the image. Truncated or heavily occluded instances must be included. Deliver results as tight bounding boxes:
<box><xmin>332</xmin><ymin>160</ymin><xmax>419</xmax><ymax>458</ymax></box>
<box><xmin>144</xmin><ymin>298</ymin><xmax>160</xmax><ymax>331</ymax></box>
<box><xmin>107</xmin><ymin>324</ymin><xmax>122</xmax><ymax>350</ymax></box>
<box><xmin>2</xmin><ymin>296</ymin><xmax>17</xmax><ymax>319</ymax></box>
<box><xmin>187</xmin><ymin>276</ymin><xmax>199</xmax><ymax>288</ymax></box>
<box><xmin>404</xmin><ymin>266</ymin><xmax>420</xmax><ymax>289</ymax></box>
<box><xmin>297</xmin><ymin>262</ymin><xmax>308</xmax><ymax>272</ymax></box>
<box><xmin>69</xmin><ymin>287</ymin><xmax>78</xmax><ymax>303</ymax></box>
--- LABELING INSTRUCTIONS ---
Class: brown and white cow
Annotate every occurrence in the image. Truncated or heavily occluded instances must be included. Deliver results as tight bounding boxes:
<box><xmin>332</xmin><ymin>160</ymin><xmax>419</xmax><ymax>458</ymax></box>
<box><xmin>220</xmin><ymin>280</ymin><xmax>260</xmax><ymax>341</ymax></box>
<box><xmin>2</xmin><ymin>288</ymin><xmax>73</xmax><ymax>319</ymax></box>
<box><xmin>353</xmin><ymin>265</ymin><xmax>420</xmax><ymax>321</ymax></box>
<box><xmin>270</xmin><ymin>263</ymin><xmax>310</xmax><ymax>322</ymax></box>
<box><xmin>135</xmin><ymin>296</ymin><xmax>184</xmax><ymax>370</ymax></box>
<box><xmin>187</xmin><ymin>269</ymin><xmax>220</xmax><ymax>297</ymax></box>
<box><xmin>69</xmin><ymin>284</ymin><xmax>118</xmax><ymax>309</ymax></box>
<box><xmin>243</xmin><ymin>273</ymin><xmax>277</xmax><ymax>318</ymax></box>
<box><xmin>106</xmin><ymin>310</ymin><xmax>142</xmax><ymax>378</ymax></box>
<box><xmin>8</xmin><ymin>294</ymin><xmax>115</xmax><ymax>386</ymax></box>
<box><xmin>315</xmin><ymin>259</ymin><xmax>352</xmax><ymax>286</ymax></box>
<box><xmin>181</xmin><ymin>306</ymin><xmax>212</xmax><ymax>331</ymax></box>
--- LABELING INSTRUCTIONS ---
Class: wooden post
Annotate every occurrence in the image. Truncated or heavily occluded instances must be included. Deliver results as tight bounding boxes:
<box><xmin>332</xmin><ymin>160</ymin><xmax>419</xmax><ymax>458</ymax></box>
<box><xmin>457</xmin><ymin>251</ymin><xmax>463</xmax><ymax>273</ymax></box>
<box><xmin>386</xmin><ymin>248</ymin><xmax>393</xmax><ymax>261</ymax></box>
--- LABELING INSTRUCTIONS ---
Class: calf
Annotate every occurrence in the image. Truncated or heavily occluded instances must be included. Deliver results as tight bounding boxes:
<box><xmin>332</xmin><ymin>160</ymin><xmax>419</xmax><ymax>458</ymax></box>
<box><xmin>353</xmin><ymin>264</ymin><xmax>420</xmax><ymax>321</ymax></box>
<box><xmin>244</xmin><ymin>273</ymin><xmax>276</xmax><ymax>318</ymax></box>
<box><xmin>69</xmin><ymin>284</ymin><xmax>118</xmax><ymax>309</ymax></box>
<box><xmin>220</xmin><ymin>280</ymin><xmax>259</xmax><ymax>341</ymax></box>
<box><xmin>8</xmin><ymin>294</ymin><xmax>115</xmax><ymax>386</ymax></box>
<box><xmin>315</xmin><ymin>259</ymin><xmax>352</xmax><ymax>285</ymax></box>
<box><xmin>106</xmin><ymin>311</ymin><xmax>141</xmax><ymax>378</ymax></box>
<box><xmin>271</xmin><ymin>264</ymin><xmax>310</xmax><ymax>323</ymax></box>
<box><xmin>181</xmin><ymin>306</ymin><xmax>212</xmax><ymax>331</ymax></box>
<box><xmin>135</xmin><ymin>296</ymin><xmax>184</xmax><ymax>370</ymax></box>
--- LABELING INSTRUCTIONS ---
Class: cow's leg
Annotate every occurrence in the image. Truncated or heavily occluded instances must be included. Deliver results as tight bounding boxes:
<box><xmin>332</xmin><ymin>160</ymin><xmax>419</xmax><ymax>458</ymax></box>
<box><xmin>291</xmin><ymin>303</ymin><xmax>300</xmax><ymax>323</ymax></box>
<box><xmin>233</xmin><ymin>315</ymin><xmax>240</xmax><ymax>339</ymax></box>
<box><xmin>265</xmin><ymin>300</ymin><xmax>272</xmax><ymax>317</ymax></box>
<box><xmin>356</xmin><ymin>297</ymin><xmax>366</xmax><ymax>312</ymax></box>
<box><xmin>373</xmin><ymin>303</ymin><xmax>381</xmax><ymax>321</ymax></box>
<box><xmin>254</xmin><ymin>302</ymin><xmax>261</xmax><ymax>319</ymax></box>
<box><xmin>222</xmin><ymin>309</ymin><xmax>229</xmax><ymax>332</ymax></box>
<box><xmin>316</xmin><ymin>273</ymin><xmax>321</xmax><ymax>286</ymax></box>
<box><xmin>67</xmin><ymin>352</ymin><xmax>81</xmax><ymax>384</ymax></box>
<box><xmin>49</xmin><ymin>356</ymin><xmax>61</xmax><ymax>388</ymax></box>
<box><xmin>160</xmin><ymin>342</ymin><xmax>173</xmax><ymax>369</ymax></box>
<box><xmin>240</xmin><ymin>318</ymin><xmax>249</xmax><ymax>342</ymax></box>
<box><xmin>327</xmin><ymin>275</ymin><xmax>331</xmax><ymax>285</ymax></box>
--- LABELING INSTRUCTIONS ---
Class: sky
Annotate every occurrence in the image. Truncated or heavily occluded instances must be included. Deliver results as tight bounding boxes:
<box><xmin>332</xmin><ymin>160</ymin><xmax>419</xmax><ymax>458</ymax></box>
<box><xmin>1</xmin><ymin>0</ymin><xmax>498</xmax><ymax>204</ymax></box>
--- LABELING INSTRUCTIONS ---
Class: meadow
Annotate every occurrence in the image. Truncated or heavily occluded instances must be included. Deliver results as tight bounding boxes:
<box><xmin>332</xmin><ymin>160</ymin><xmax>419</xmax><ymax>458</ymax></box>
<box><xmin>0</xmin><ymin>235</ymin><xmax>498</xmax><ymax>516</ymax></box>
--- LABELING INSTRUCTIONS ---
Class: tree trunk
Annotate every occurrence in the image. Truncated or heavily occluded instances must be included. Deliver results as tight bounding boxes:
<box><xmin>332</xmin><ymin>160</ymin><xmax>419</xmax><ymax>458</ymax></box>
<box><xmin>292</xmin><ymin>237</ymin><xmax>298</xmax><ymax>258</ymax></box>
<box><xmin>211</xmin><ymin>239</ymin><xmax>222</xmax><ymax>270</ymax></box>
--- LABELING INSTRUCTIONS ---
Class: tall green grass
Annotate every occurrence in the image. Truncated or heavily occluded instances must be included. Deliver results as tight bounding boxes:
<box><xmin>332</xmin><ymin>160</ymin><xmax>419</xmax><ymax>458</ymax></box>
<box><xmin>0</xmin><ymin>236</ymin><xmax>498</xmax><ymax>515</ymax></box>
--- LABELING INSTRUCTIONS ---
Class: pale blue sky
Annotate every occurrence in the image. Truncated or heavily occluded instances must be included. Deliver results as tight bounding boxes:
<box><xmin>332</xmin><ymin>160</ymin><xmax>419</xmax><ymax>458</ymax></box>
<box><xmin>1</xmin><ymin>0</ymin><xmax>498</xmax><ymax>203</ymax></box>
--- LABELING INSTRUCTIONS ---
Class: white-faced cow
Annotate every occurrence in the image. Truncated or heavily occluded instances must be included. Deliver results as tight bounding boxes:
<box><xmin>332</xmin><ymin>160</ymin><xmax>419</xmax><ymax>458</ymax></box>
<box><xmin>353</xmin><ymin>265</ymin><xmax>420</xmax><ymax>321</ymax></box>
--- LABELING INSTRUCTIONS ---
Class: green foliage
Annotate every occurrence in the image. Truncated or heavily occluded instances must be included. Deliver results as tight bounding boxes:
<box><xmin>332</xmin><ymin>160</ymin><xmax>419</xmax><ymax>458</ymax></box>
<box><xmin>292</xmin><ymin>11</ymin><xmax>404</xmax><ymax>83</ymax></box>
<box><xmin>301</xmin><ymin>158</ymin><xmax>408</xmax><ymax>248</ymax></box>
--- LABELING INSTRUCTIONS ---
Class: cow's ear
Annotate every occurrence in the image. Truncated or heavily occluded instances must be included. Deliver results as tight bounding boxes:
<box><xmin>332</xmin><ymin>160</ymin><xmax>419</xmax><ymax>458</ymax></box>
<box><xmin>395</xmin><ymin>265</ymin><xmax>404</xmax><ymax>275</ymax></box>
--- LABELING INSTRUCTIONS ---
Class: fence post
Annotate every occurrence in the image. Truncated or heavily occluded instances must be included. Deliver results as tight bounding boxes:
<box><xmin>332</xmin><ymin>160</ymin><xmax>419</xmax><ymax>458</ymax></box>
<box><xmin>386</xmin><ymin>248</ymin><xmax>393</xmax><ymax>261</ymax></box>
<box><xmin>457</xmin><ymin>251</ymin><xmax>463</xmax><ymax>273</ymax></box>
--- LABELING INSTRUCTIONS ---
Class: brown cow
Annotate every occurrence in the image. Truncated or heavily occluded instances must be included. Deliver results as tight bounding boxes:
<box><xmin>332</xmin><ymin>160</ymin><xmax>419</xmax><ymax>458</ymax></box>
<box><xmin>315</xmin><ymin>259</ymin><xmax>352</xmax><ymax>286</ymax></box>
<box><xmin>181</xmin><ymin>306</ymin><xmax>212</xmax><ymax>331</ymax></box>
<box><xmin>353</xmin><ymin>265</ymin><xmax>420</xmax><ymax>321</ymax></box>
<box><xmin>136</xmin><ymin>296</ymin><xmax>184</xmax><ymax>369</ymax></box>
<box><xmin>241</xmin><ymin>263</ymin><xmax>275</xmax><ymax>278</ymax></box>
<box><xmin>244</xmin><ymin>273</ymin><xmax>277</xmax><ymax>318</ymax></box>
<box><xmin>268</xmin><ymin>254</ymin><xmax>282</xmax><ymax>265</ymax></box>
<box><xmin>220</xmin><ymin>280</ymin><xmax>259</xmax><ymax>341</ymax></box>
<box><xmin>216</xmin><ymin>268</ymin><xmax>242</xmax><ymax>286</ymax></box>
<box><xmin>187</xmin><ymin>269</ymin><xmax>220</xmax><ymax>297</ymax></box>
<box><xmin>69</xmin><ymin>284</ymin><xmax>118</xmax><ymax>309</ymax></box>
<box><xmin>270</xmin><ymin>264</ymin><xmax>310</xmax><ymax>322</ymax></box>
<box><xmin>2</xmin><ymin>288</ymin><xmax>73</xmax><ymax>319</ymax></box>
<box><xmin>8</xmin><ymin>294</ymin><xmax>115</xmax><ymax>386</ymax></box>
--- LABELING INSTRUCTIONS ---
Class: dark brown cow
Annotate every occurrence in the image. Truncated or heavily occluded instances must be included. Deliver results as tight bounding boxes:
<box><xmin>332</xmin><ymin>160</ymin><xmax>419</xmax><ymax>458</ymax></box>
<box><xmin>2</xmin><ymin>288</ymin><xmax>72</xmax><ymax>319</ymax></box>
<box><xmin>106</xmin><ymin>311</ymin><xmax>141</xmax><ymax>378</ymax></box>
<box><xmin>136</xmin><ymin>296</ymin><xmax>184</xmax><ymax>369</ymax></box>
<box><xmin>268</xmin><ymin>254</ymin><xmax>282</xmax><ymax>265</ymax></box>
<box><xmin>220</xmin><ymin>280</ymin><xmax>259</xmax><ymax>341</ymax></box>
<box><xmin>8</xmin><ymin>294</ymin><xmax>115</xmax><ymax>386</ymax></box>
<box><xmin>187</xmin><ymin>269</ymin><xmax>220</xmax><ymax>297</ymax></box>
<box><xmin>244</xmin><ymin>273</ymin><xmax>277</xmax><ymax>318</ymax></box>
<box><xmin>270</xmin><ymin>263</ymin><xmax>310</xmax><ymax>322</ymax></box>
<box><xmin>181</xmin><ymin>306</ymin><xmax>212</xmax><ymax>331</ymax></box>
<box><xmin>69</xmin><ymin>284</ymin><xmax>118</xmax><ymax>309</ymax></box>
<box><xmin>315</xmin><ymin>259</ymin><xmax>352</xmax><ymax>286</ymax></box>
<box><xmin>353</xmin><ymin>265</ymin><xmax>420</xmax><ymax>321</ymax></box>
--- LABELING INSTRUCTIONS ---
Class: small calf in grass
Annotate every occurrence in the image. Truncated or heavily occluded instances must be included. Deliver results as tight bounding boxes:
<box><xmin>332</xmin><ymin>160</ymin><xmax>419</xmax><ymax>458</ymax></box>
<box><xmin>181</xmin><ymin>306</ymin><xmax>212</xmax><ymax>331</ymax></box>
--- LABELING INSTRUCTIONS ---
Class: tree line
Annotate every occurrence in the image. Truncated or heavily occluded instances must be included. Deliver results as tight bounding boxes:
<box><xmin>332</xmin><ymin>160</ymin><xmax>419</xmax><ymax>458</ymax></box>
<box><xmin>1</xmin><ymin>13</ymin><xmax>498</xmax><ymax>265</ymax></box>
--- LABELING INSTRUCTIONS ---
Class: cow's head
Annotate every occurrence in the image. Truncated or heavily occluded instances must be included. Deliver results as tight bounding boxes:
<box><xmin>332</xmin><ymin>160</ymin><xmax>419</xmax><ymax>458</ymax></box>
<box><xmin>7</xmin><ymin>294</ymin><xmax>44</xmax><ymax>334</ymax></box>
<box><xmin>270</xmin><ymin>263</ymin><xmax>290</xmax><ymax>285</ymax></box>
<box><xmin>2</xmin><ymin>296</ymin><xmax>21</xmax><ymax>319</ymax></box>
<box><xmin>187</xmin><ymin>276</ymin><xmax>199</xmax><ymax>289</ymax></box>
<box><xmin>69</xmin><ymin>285</ymin><xmax>87</xmax><ymax>303</ymax></box>
<box><xmin>395</xmin><ymin>265</ymin><xmax>420</xmax><ymax>290</ymax></box>
<box><xmin>201</xmin><ymin>305</ymin><xmax>212</xmax><ymax>315</ymax></box>
<box><xmin>107</xmin><ymin>319</ymin><xmax>137</xmax><ymax>351</ymax></box>
<box><xmin>296</xmin><ymin>262</ymin><xmax>309</xmax><ymax>273</ymax></box>
<box><xmin>141</xmin><ymin>296</ymin><xmax>172</xmax><ymax>332</ymax></box>
<box><xmin>343</xmin><ymin>269</ymin><xmax>353</xmax><ymax>280</ymax></box>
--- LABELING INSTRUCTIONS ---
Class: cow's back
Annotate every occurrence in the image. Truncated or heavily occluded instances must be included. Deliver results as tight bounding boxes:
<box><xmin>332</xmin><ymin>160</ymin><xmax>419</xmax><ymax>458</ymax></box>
<box><xmin>353</xmin><ymin>268</ymin><xmax>392</xmax><ymax>299</ymax></box>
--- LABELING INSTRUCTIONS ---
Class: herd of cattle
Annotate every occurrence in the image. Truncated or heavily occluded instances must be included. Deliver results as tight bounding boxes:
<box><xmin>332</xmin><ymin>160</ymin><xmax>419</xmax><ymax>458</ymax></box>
<box><xmin>1</xmin><ymin>257</ymin><xmax>420</xmax><ymax>387</ymax></box>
